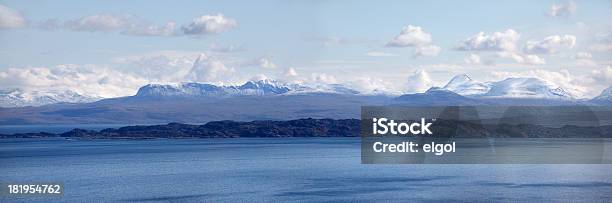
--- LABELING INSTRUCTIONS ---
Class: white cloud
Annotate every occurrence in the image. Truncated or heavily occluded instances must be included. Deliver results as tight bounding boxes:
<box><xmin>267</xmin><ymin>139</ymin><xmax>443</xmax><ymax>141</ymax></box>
<box><xmin>38</xmin><ymin>13</ymin><xmax>237</xmax><ymax>37</ymax></box>
<box><xmin>386</xmin><ymin>25</ymin><xmax>432</xmax><ymax>47</ymax></box>
<box><xmin>574</xmin><ymin>52</ymin><xmax>596</xmax><ymax>66</ymax></box>
<box><xmin>497</xmin><ymin>51</ymin><xmax>546</xmax><ymax>65</ymax></box>
<box><xmin>0</xmin><ymin>65</ymin><xmax>148</xmax><ymax>98</ymax></box>
<box><xmin>0</xmin><ymin>4</ymin><xmax>26</xmax><ymax>29</ymax></box>
<box><xmin>386</xmin><ymin>25</ymin><xmax>441</xmax><ymax>57</ymax></box>
<box><xmin>549</xmin><ymin>1</ymin><xmax>576</xmax><ymax>17</ymax></box>
<box><xmin>414</xmin><ymin>45</ymin><xmax>441</xmax><ymax>57</ymax></box>
<box><xmin>280</xmin><ymin>67</ymin><xmax>303</xmax><ymax>83</ymax></box>
<box><xmin>524</xmin><ymin>35</ymin><xmax>576</xmax><ymax>54</ymax></box>
<box><xmin>456</xmin><ymin>29</ymin><xmax>519</xmax><ymax>52</ymax></box>
<box><xmin>404</xmin><ymin>70</ymin><xmax>436</xmax><ymax>93</ymax></box>
<box><xmin>285</xmin><ymin>67</ymin><xmax>298</xmax><ymax>77</ymax></box>
<box><xmin>0</xmin><ymin>52</ymin><xmax>246</xmax><ymax>98</ymax></box>
<box><xmin>590</xmin><ymin>44</ymin><xmax>612</xmax><ymax>52</ymax></box>
<box><xmin>122</xmin><ymin>21</ymin><xmax>178</xmax><ymax>36</ymax></box>
<box><xmin>348</xmin><ymin>77</ymin><xmax>402</xmax><ymax>95</ymax></box>
<box><xmin>187</xmin><ymin>53</ymin><xmax>235</xmax><ymax>83</ymax></box>
<box><xmin>38</xmin><ymin>14</ymin><xmax>179</xmax><ymax>36</ymax></box>
<box><xmin>522</xmin><ymin>54</ymin><xmax>546</xmax><ymax>65</ymax></box>
<box><xmin>589</xmin><ymin>66</ymin><xmax>612</xmax><ymax>89</ymax></box>
<box><xmin>365</xmin><ymin>51</ymin><xmax>396</xmax><ymax>57</ymax></box>
<box><xmin>113</xmin><ymin>52</ymin><xmax>196</xmax><ymax>82</ymax></box>
<box><xmin>249</xmin><ymin>74</ymin><xmax>269</xmax><ymax>81</ymax></box>
<box><xmin>243</xmin><ymin>57</ymin><xmax>278</xmax><ymax>69</ymax></box>
<box><xmin>66</xmin><ymin>14</ymin><xmax>130</xmax><ymax>32</ymax></box>
<box><xmin>464</xmin><ymin>53</ymin><xmax>481</xmax><ymax>64</ymax></box>
<box><xmin>310</xmin><ymin>73</ymin><xmax>337</xmax><ymax>84</ymax></box>
<box><xmin>181</xmin><ymin>14</ymin><xmax>237</xmax><ymax>35</ymax></box>
<box><xmin>258</xmin><ymin>57</ymin><xmax>277</xmax><ymax>69</ymax></box>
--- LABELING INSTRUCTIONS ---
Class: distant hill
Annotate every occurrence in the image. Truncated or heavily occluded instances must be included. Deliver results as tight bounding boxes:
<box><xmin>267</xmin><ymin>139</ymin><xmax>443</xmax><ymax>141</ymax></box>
<box><xmin>0</xmin><ymin>89</ymin><xmax>99</xmax><ymax>108</ymax></box>
<box><xmin>3</xmin><ymin>118</ymin><xmax>611</xmax><ymax>139</ymax></box>
<box><xmin>0</xmin><ymin>76</ymin><xmax>609</xmax><ymax>125</ymax></box>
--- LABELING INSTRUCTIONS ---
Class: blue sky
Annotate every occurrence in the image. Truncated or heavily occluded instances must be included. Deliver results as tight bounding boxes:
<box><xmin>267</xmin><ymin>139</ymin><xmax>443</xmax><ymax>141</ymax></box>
<box><xmin>0</xmin><ymin>0</ymin><xmax>611</xmax><ymax>98</ymax></box>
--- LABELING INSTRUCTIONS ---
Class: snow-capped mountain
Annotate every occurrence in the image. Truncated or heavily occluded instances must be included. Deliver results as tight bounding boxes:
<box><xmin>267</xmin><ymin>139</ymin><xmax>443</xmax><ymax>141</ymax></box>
<box><xmin>440</xmin><ymin>74</ymin><xmax>574</xmax><ymax>100</ymax></box>
<box><xmin>0</xmin><ymin>89</ymin><xmax>100</xmax><ymax>108</ymax></box>
<box><xmin>592</xmin><ymin>86</ymin><xmax>612</xmax><ymax>102</ymax></box>
<box><xmin>482</xmin><ymin>78</ymin><xmax>573</xmax><ymax>99</ymax></box>
<box><xmin>442</xmin><ymin>74</ymin><xmax>491</xmax><ymax>96</ymax></box>
<box><xmin>135</xmin><ymin>79</ymin><xmax>360</xmax><ymax>97</ymax></box>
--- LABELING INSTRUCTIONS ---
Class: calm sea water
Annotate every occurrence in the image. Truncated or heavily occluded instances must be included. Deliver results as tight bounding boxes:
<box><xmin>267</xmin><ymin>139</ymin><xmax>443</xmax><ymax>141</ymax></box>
<box><xmin>1</xmin><ymin>138</ymin><xmax>612</xmax><ymax>202</ymax></box>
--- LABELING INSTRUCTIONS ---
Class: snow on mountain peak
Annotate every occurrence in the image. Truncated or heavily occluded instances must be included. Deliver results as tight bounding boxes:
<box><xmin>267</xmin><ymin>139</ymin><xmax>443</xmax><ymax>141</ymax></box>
<box><xmin>483</xmin><ymin>77</ymin><xmax>574</xmax><ymax>99</ymax></box>
<box><xmin>0</xmin><ymin>89</ymin><xmax>100</xmax><ymax>108</ymax></box>
<box><xmin>593</xmin><ymin>86</ymin><xmax>612</xmax><ymax>101</ymax></box>
<box><xmin>135</xmin><ymin>79</ymin><xmax>361</xmax><ymax>97</ymax></box>
<box><xmin>442</xmin><ymin>74</ymin><xmax>491</xmax><ymax>96</ymax></box>
<box><xmin>439</xmin><ymin>74</ymin><xmax>575</xmax><ymax>99</ymax></box>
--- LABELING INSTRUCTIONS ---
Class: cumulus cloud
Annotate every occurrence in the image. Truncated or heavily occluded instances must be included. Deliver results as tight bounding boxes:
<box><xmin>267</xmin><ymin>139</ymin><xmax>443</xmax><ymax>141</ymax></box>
<box><xmin>589</xmin><ymin>66</ymin><xmax>612</xmax><ymax>89</ymax></box>
<box><xmin>285</xmin><ymin>67</ymin><xmax>298</xmax><ymax>77</ymax></box>
<box><xmin>258</xmin><ymin>57</ymin><xmax>277</xmax><ymax>69</ymax></box>
<box><xmin>456</xmin><ymin>29</ymin><xmax>519</xmax><ymax>52</ymax></box>
<box><xmin>0</xmin><ymin>65</ymin><xmax>148</xmax><ymax>98</ymax></box>
<box><xmin>386</xmin><ymin>25</ymin><xmax>441</xmax><ymax>57</ymax></box>
<box><xmin>243</xmin><ymin>57</ymin><xmax>277</xmax><ymax>69</ymax></box>
<box><xmin>404</xmin><ymin>70</ymin><xmax>436</xmax><ymax>93</ymax></box>
<box><xmin>497</xmin><ymin>51</ymin><xmax>546</xmax><ymax>65</ymax></box>
<box><xmin>347</xmin><ymin>77</ymin><xmax>402</xmax><ymax>95</ymax></box>
<box><xmin>456</xmin><ymin>29</ymin><xmax>553</xmax><ymax>65</ymax></box>
<box><xmin>181</xmin><ymin>14</ymin><xmax>237</xmax><ymax>35</ymax></box>
<box><xmin>549</xmin><ymin>1</ymin><xmax>576</xmax><ymax>17</ymax></box>
<box><xmin>386</xmin><ymin>25</ymin><xmax>432</xmax><ymax>47</ymax></box>
<box><xmin>187</xmin><ymin>53</ymin><xmax>235</xmax><ymax>83</ymax></box>
<box><xmin>464</xmin><ymin>53</ymin><xmax>481</xmax><ymax>64</ymax></box>
<box><xmin>0</xmin><ymin>52</ymin><xmax>246</xmax><ymax>98</ymax></box>
<box><xmin>281</xmin><ymin>67</ymin><xmax>303</xmax><ymax>83</ymax></box>
<box><xmin>0</xmin><ymin>4</ymin><xmax>26</xmax><ymax>29</ymax></box>
<box><xmin>524</xmin><ymin>35</ymin><xmax>576</xmax><ymax>54</ymax></box>
<box><xmin>574</xmin><ymin>52</ymin><xmax>596</xmax><ymax>66</ymax></box>
<box><xmin>113</xmin><ymin>52</ymin><xmax>197</xmax><ymax>82</ymax></box>
<box><xmin>310</xmin><ymin>73</ymin><xmax>337</xmax><ymax>84</ymax></box>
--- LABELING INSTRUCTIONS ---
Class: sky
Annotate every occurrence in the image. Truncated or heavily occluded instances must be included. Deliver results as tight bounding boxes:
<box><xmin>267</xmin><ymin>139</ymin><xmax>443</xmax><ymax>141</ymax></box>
<box><xmin>0</xmin><ymin>0</ymin><xmax>611</xmax><ymax>98</ymax></box>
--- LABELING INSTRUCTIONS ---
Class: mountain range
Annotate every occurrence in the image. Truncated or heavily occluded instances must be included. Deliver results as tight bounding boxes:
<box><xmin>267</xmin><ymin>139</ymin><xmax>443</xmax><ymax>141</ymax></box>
<box><xmin>3</xmin><ymin>74</ymin><xmax>606</xmax><ymax>108</ymax></box>
<box><xmin>0</xmin><ymin>74</ymin><xmax>610</xmax><ymax>124</ymax></box>
<box><xmin>135</xmin><ymin>79</ymin><xmax>359</xmax><ymax>97</ymax></box>
<box><xmin>0</xmin><ymin>89</ymin><xmax>100</xmax><ymax>108</ymax></box>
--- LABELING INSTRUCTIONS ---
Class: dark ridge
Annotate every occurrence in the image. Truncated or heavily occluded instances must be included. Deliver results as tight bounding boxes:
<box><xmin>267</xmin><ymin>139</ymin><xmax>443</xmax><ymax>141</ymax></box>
<box><xmin>0</xmin><ymin>118</ymin><xmax>361</xmax><ymax>139</ymax></box>
<box><xmin>1</xmin><ymin>118</ymin><xmax>612</xmax><ymax>139</ymax></box>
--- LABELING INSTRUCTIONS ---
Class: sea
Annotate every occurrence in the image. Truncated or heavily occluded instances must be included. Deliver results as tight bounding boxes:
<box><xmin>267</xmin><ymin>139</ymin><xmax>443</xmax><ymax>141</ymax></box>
<box><xmin>1</xmin><ymin>137</ymin><xmax>612</xmax><ymax>202</ymax></box>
